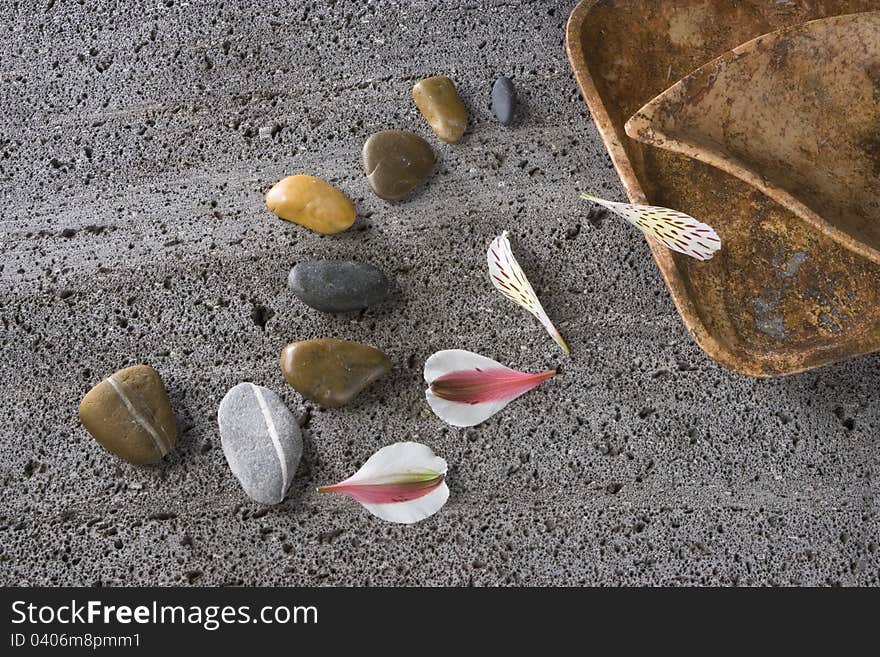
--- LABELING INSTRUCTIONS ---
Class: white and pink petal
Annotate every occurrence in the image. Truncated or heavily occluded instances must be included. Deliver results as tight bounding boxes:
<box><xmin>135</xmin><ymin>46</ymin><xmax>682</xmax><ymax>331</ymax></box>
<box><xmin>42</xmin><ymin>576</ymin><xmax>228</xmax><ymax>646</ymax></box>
<box><xmin>424</xmin><ymin>349</ymin><xmax>556</xmax><ymax>428</ymax></box>
<box><xmin>317</xmin><ymin>442</ymin><xmax>449</xmax><ymax>525</ymax></box>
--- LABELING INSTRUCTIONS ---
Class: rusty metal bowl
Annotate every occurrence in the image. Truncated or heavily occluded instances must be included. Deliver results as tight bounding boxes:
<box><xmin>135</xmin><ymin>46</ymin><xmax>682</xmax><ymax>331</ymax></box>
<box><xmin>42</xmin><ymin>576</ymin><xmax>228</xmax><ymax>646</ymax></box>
<box><xmin>566</xmin><ymin>0</ymin><xmax>880</xmax><ymax>377</ymax></box>
<box><xmin>626</xmin><ymin>12</ymin><xmax>880</xmax><ymax>267</ymax></box>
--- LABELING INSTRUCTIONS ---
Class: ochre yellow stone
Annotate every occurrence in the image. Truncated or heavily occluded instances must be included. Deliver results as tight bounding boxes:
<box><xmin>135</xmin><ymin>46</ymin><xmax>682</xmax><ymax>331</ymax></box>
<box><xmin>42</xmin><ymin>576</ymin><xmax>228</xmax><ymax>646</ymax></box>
<box><xmin>265</xmin><ymin>175</ymin><xmax>356</xmax><ymax>234</ymax></box>
<box><xmin>412</xmin><ymin>76</ymin><xmax>468</xmax><ymax>143</ymax></box>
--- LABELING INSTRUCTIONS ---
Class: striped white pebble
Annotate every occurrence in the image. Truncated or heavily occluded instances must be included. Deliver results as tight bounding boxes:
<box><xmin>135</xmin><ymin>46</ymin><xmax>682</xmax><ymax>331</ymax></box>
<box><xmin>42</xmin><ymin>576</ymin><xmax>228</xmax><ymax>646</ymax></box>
<box><xmin>218</xmin><ymin>382</ymin><xmax>303</xmax><ymax>505</ymax></box>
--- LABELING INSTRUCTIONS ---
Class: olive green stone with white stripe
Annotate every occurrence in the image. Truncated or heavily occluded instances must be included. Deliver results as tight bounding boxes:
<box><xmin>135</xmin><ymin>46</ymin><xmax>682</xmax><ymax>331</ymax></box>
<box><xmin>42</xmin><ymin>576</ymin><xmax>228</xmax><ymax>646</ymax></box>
<box><xmin>78</xmin><ymin>364</ymin><xmax>177</xmax><ymax>464</ymax></box>
<box><xmin>217</xmin><ymin>383</ymin><xmax>303</xmax><ymax>505</ymax></box>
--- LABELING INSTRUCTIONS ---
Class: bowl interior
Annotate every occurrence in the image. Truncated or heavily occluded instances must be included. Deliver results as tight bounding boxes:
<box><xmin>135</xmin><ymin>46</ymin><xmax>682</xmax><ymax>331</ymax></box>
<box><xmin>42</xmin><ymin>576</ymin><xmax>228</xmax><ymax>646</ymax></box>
<box><xmin>567</xmin><ymin>0</ymin><xmax>880</xmax><ymax>376</ymax></box>
<box><xmin>625</xmin><ymin>12</ymin><xmax>880</xmax><ymax>267</ymax></box>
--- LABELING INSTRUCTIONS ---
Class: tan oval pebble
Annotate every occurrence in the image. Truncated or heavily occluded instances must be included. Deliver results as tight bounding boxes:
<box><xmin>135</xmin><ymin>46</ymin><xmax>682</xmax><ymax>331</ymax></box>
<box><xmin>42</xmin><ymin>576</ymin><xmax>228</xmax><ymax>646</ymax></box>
<box><xmin>280</xmin><ymin>338</ymin><xmax>390</xmax><ymax>408</ymax></box>
<box><xmin>78</xmin><ymin>365</ymin><xmax>177</xmax><ymax>465</ymax></box>
<box><xmin>265</xmin><ymin>174</ymin><xmax>356</xmax><ymax>234</ymax></box>
<box><xmin>412</xmin><ymin>76</ymin><xmax>468</xmax><ymax>143</ymax></box>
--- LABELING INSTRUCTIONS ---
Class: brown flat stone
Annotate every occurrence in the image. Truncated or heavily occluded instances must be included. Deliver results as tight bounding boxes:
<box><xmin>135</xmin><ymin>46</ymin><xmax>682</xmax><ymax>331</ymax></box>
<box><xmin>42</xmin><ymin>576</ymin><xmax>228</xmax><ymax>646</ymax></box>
<box><xmin>265</xmin><ymin>174</ymin><xmax>356</xmax><ymax>234</ymax></box>
<box><xmin>280</xmin><ymin>338</ymin><xmax>390</xmax><ymax>407</ymax></box>
<box><xmin>362</xmin><ymin>130</ymin><xmax>435</xmax><ymax>201</ymax></box>
<box><xmin>412</xmin><ymin>76</ymin><xmax>468</xmax><ymax>143</ymax></box>
<box><xmin>78</xmin><ymin>365</ymin><xmax>177</xmax><ymax>464</ymax></box>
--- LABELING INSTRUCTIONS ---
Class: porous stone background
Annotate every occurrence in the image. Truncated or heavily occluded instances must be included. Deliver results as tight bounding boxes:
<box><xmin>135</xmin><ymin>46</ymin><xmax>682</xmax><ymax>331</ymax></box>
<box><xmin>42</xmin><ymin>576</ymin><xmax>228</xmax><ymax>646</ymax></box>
<box><xmin>1</xmin><ymin>0</ymin><xmax>878</xmax><ymax>586</ymax></box>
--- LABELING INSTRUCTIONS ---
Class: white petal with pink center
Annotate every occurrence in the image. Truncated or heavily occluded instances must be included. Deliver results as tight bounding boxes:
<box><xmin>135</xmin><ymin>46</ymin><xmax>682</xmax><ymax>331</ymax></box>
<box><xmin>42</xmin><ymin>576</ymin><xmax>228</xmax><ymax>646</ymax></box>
<box><xmin>424</xmin><ymin>349</ymin><xmax>556</xmax><ymax>428</ymax></box>
<box><xmin>318</xmin><ymin>442</ymin><xmax>449</xmax><ymax>524</ymax></box>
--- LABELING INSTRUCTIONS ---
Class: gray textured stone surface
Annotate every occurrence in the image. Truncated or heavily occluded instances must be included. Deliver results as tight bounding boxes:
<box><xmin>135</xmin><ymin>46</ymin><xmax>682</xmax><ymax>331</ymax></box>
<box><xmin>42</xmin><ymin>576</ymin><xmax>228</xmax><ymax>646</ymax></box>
<box><xmin>0</xmin><ymin>0</ymin><xmax>878</xmax><ymax>586</ymax></box>
<box><xmin>218</xmin><ymin>382</ymin><xmax>302</xmax><ymax>505</ymax></box>
<box><xmin>288</xmin><ymin>260</ymin><xmax>388</xmax><ymax>313</ymax></box>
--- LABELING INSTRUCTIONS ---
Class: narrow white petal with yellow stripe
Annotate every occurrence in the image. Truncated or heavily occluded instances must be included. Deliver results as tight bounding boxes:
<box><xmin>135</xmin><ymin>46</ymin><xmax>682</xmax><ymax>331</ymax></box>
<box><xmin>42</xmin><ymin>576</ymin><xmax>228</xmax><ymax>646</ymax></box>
<box><xmin>317</xmin><ymin>442</ymin><xmax>449</xmax><ymax>524</ymax></box>
<box><xmin>424</xmin><ymin>349</ymin><xmax>556</xmax><ymax>428</ymax></box>
<box><xmin>487</xmin><ymin>231</ymin><xmax>570</xmax><ymax>353</ymax></box>
<box><xmin>580</xmin><ymin>193</ymin><xmax>721</xmax><ymax>261</ymax></box>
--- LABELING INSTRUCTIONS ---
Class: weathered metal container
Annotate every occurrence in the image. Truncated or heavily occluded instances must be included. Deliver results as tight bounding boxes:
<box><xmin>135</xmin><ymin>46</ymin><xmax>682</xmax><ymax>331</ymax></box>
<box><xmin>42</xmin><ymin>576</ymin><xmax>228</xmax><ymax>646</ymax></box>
<box><xmin>567</xmin><ymin>0</ymin><xmax>880</xmax><ymax>376</ymax></box>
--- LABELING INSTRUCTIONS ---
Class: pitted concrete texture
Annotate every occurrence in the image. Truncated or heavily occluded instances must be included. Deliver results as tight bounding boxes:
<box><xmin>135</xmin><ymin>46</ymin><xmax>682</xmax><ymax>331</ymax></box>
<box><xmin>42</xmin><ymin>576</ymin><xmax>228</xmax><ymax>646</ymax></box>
<box><xmin>1</xmin><ymin>1</ymin><xmax>878</xmax><ymax>586</ymax></box>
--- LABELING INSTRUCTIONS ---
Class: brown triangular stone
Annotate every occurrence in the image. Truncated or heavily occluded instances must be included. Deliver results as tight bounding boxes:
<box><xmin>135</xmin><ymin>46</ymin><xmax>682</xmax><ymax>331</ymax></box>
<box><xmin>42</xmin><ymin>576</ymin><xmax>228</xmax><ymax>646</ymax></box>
<box><xmin>280</xmin><ymin>339</ymin><xmax>390</xmax><ymax>407</ymax></box>
<box><xmin>78</xmin><ymin>365</ymin><xmax>177</xmax><ymax>464</ymax></box>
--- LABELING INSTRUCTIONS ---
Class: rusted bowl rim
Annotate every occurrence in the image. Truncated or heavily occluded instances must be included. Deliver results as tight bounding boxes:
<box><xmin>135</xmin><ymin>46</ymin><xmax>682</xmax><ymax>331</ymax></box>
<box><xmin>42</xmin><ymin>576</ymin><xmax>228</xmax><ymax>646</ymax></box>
<box><xmin>565</xmin><ymin>0</ymin><xmax>768</xmax><ymax>376</ymax></box>
<box><xmin>624</xmin><ymin>12</ymin><xmax>880</xmax><ymax>268</ymax></box>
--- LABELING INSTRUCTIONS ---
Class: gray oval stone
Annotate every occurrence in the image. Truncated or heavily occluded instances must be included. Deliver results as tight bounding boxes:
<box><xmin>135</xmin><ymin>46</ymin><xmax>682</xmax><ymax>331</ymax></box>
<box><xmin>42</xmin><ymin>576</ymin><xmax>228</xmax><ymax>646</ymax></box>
<box><xmin>218</xmin><ymin>383</ymin><xmax>303</xmax><ymax>505</ymax></box>
<box><xmin>362</xmin><ymin>130</ymin><xmax>435</xmax><ymax>201</ymax></box>
<box><xmin>492</xmin><ymin>77</ymin><xmax>516</xmax><ymax>126</ymax></box>
<box><xmin>288</xmin><ymin>260</ymin><xmax>389</xmax><ymax>313</ymax></box>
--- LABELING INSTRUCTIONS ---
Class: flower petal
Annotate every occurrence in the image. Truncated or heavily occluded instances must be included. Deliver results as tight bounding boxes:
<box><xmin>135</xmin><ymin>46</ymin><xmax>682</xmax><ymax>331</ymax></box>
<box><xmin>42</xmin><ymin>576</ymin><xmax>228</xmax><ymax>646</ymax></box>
<box><xmin>423</xmin><ymin>349</ymin><xmax>556</xmax><ymax>427</ymax></box>
<box><xmin>425</xmin><ymin>389</ymin><xmax>507</xmax><ymax>428</ymax></box>
<box><xmin>319</xmin><ymin>474</ymin><xmax>445</xmax><ymax>504</ymax></box>
<box><xmin>361</xmin><ymin>484</ymin><xmax>449</xmax><ymax>524</ymax></box>
<box><xmin>424</xmin><ymin>348</ymin><xmax>504</xmax><ymax>384</ymax></box>
<box><xmin>580</xmin><ymin>193</ymin><xmax>721</xmax><ymax>261</ymax></box>
<box><xmin>317</xmin><ymin>442</ymin><xmax>449</xmax><ymax>524</ymax></box>
<box><xmin>430</xmin><ymin>367</ymin><xmax>556</xmax><ymax>403</ymax></box>
<box><xmin>487</xmin><ymin>232</ymin><xmax>570</xmax><ymax>353</ymax></box>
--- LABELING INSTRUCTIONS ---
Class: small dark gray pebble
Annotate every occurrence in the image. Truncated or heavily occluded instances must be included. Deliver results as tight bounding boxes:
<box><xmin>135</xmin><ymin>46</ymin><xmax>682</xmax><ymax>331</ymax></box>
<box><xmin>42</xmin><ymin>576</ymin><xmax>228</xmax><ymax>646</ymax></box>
<box><xmin>492</xmin><ymin>76</ymin><xmax>516</xmax><ymax>125</ymax></box>
<box><xmin>288</xmin><ymin>260</ymin><xmax>389</xmax><ymax>313</ymax></box>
